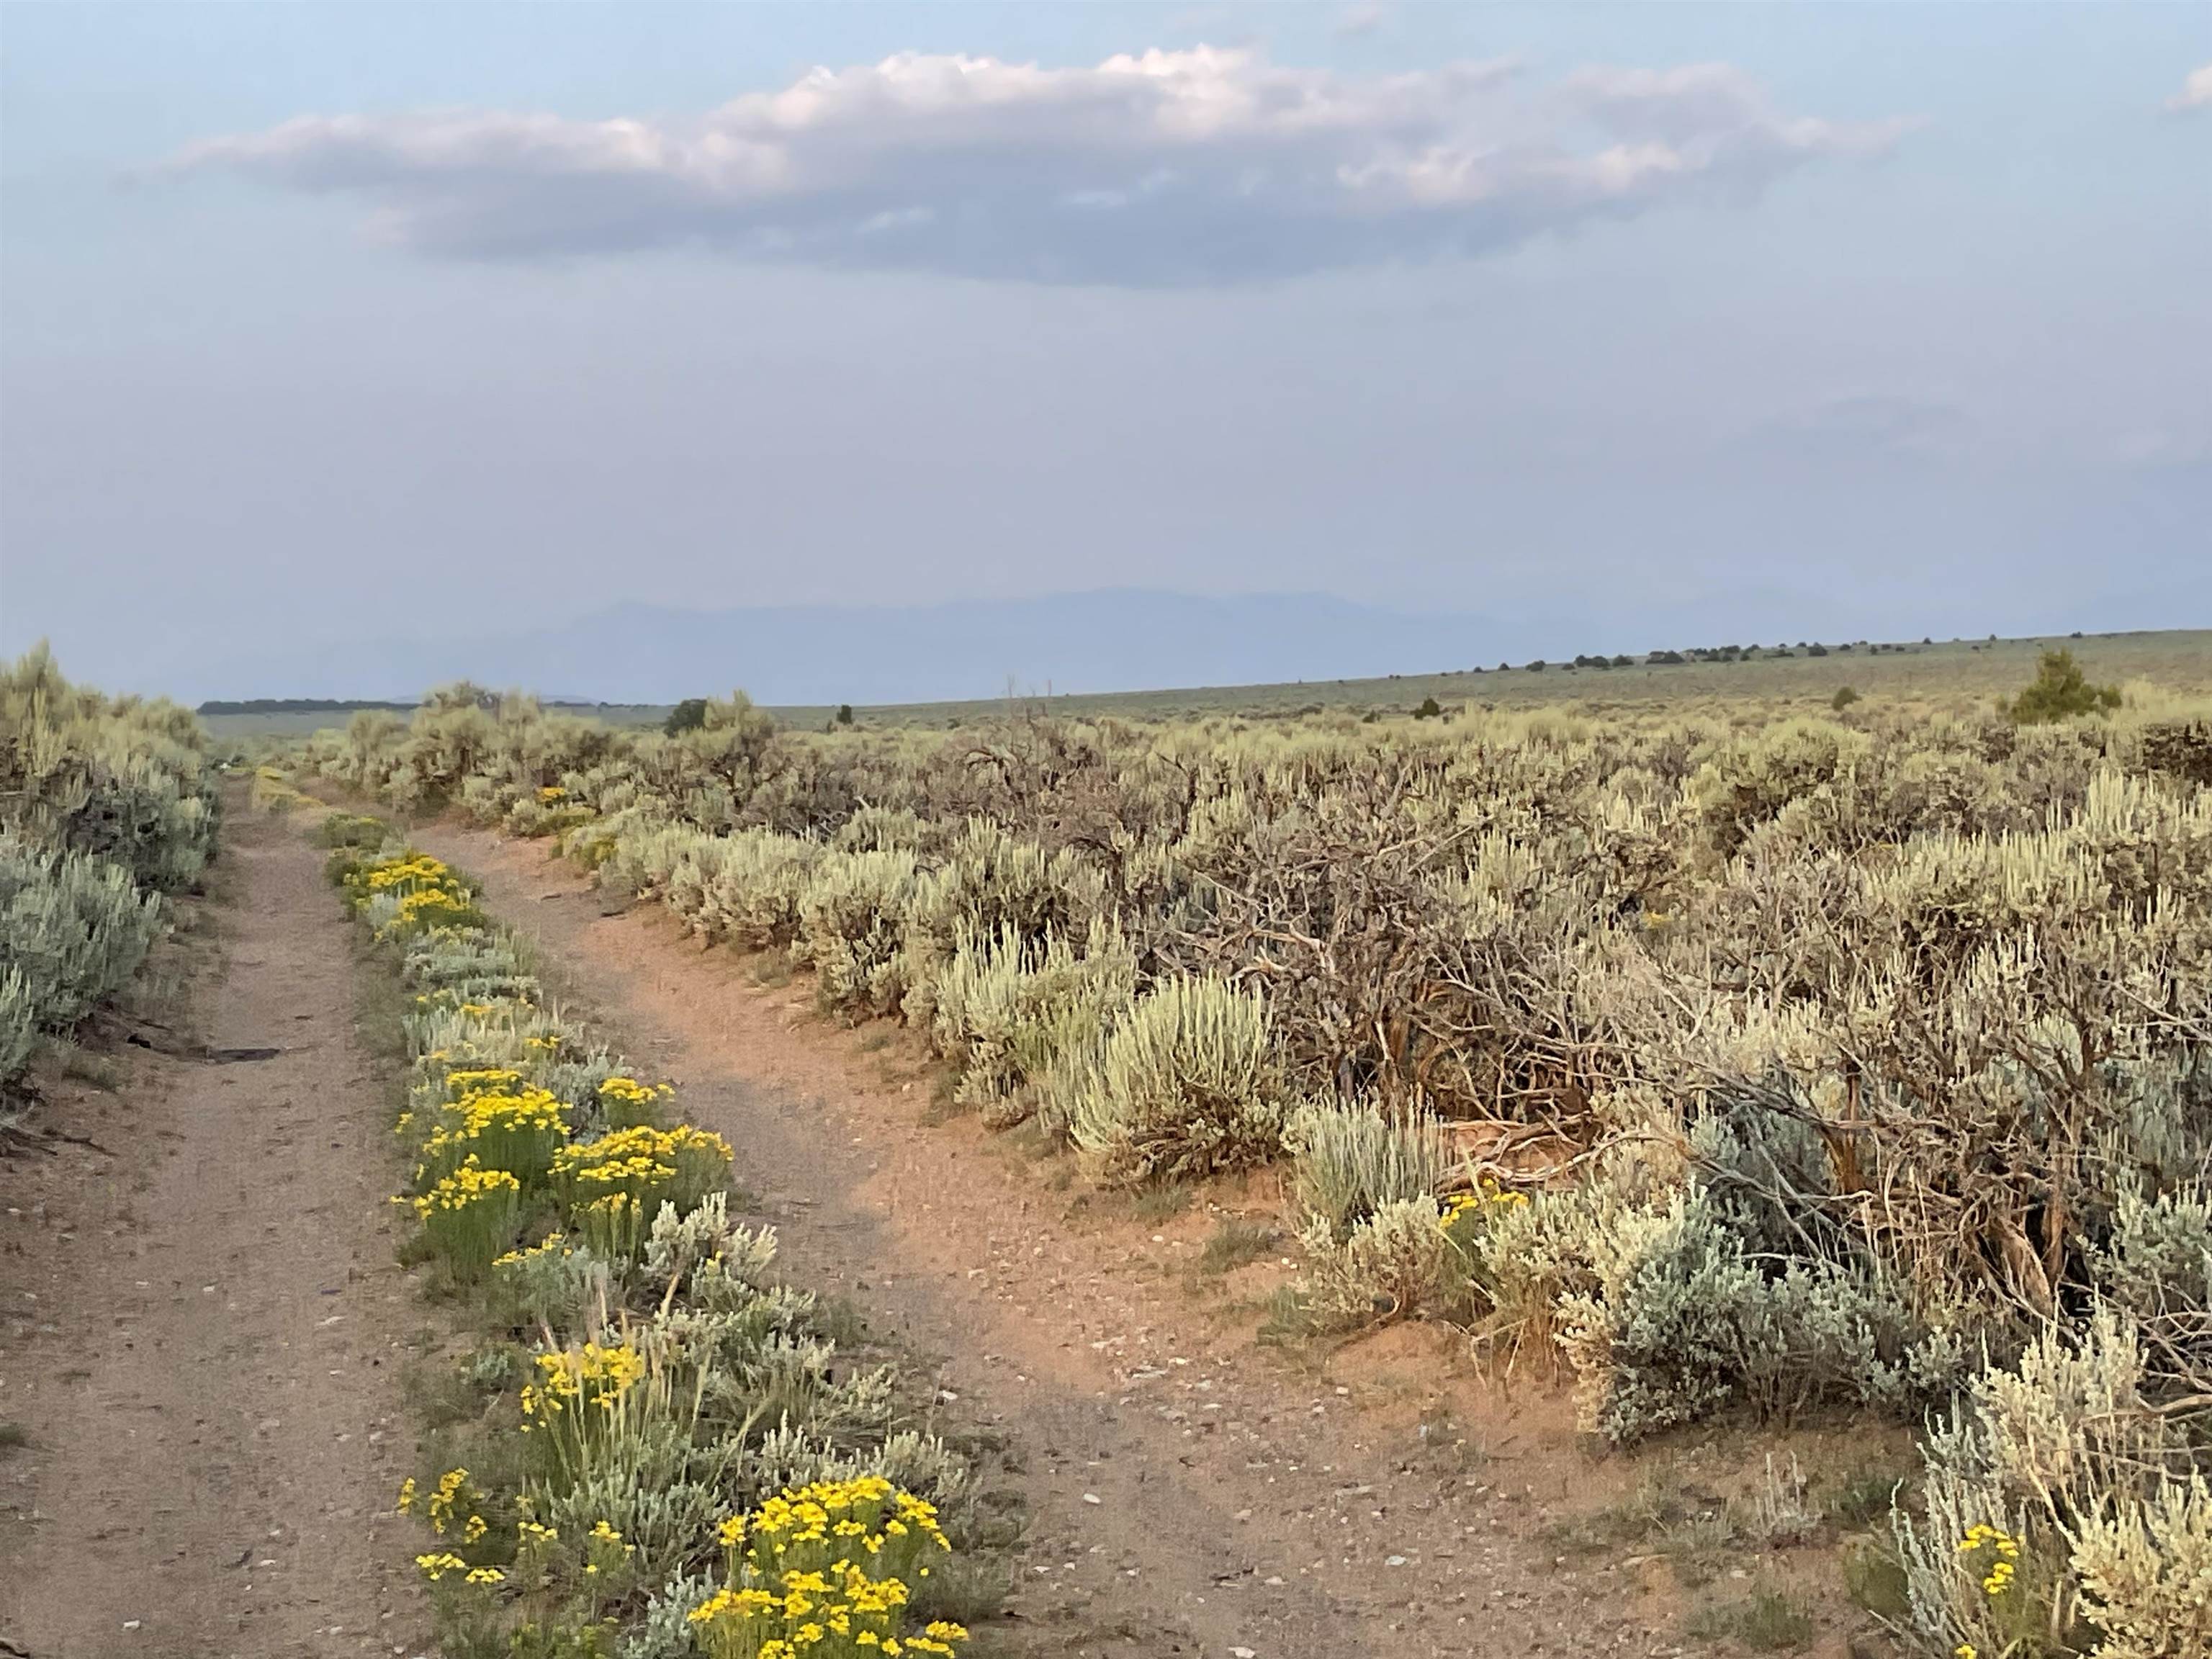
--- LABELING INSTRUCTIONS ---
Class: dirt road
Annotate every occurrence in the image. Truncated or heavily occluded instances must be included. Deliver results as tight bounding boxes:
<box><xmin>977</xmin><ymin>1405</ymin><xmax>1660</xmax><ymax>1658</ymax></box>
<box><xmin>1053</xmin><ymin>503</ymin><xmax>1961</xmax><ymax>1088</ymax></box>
<box><xmin>408</xmin><ymin>820</ymin><xmax>1689</xmax><ymax>1659</ymax></box>
<box><xmin>0</xmin><ymin>804</ymin><xmax>426</xmax><ymax>1659</ymax></box>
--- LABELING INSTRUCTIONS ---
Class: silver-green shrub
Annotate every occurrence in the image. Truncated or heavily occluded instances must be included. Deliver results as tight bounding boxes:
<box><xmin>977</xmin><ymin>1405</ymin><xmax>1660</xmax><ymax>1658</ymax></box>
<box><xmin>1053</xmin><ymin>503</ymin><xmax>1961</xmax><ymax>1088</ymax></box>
<box><xmin>1295</xmin><ymin>1197</ymin><xmax>1452</xmax><ymax>1328</ymax></box>
<box><xmin>2090</xmin><ymin>1180</ymin><xmax>2211</xmax><ymax>1395</ymax></box>
<box><xmin>922</xmin><ymin>917</ymin><xmax>1137</xmax><ymax>1125</ymax></box>
<box><xmin>1</xmin><ymin>648</ymin><xmax>212</xmax><ymax>1101</ymax></box>
<box><xmin>1285</xmin><ymin>1095</ymin><xmax>1452</xmax><ymax>1239</ymax></box>
<box><xmin>698</xmin><ymin>829</ymin><xmax>823</xmax><ymax>948</ymax></box>
<box><xmin>1550</xmin><ymin>1178</ymin><xmax>1964</xmax><ymax>1444</ymax></box>
<box><xmin>1893</xmin><ymin>1313</ymin><xmax>2210</xmax><ymax>1659</ymax></box>
<box><xmin>794</xmin><ymin>847</ymin><xmax>922</xmax><ymax>1017</ymax></box>
<box><xmin>1064</xmin><ymin>976</ymin><xmax>1290</xmax><ymax>1185</ymax></box>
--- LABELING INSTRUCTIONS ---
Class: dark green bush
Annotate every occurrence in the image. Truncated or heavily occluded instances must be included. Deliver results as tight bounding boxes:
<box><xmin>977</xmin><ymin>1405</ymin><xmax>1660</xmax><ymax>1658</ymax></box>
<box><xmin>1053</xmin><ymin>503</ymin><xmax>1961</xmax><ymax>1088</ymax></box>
<box><xmin>2002</xmin><ymin>648</ymin><xmax>2121</xmax><ymax>724</ymax></box>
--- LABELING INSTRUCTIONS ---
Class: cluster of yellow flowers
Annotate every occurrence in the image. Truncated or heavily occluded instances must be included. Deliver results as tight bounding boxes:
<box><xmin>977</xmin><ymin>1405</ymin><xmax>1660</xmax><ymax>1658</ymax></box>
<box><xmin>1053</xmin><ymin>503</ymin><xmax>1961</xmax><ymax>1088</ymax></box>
<box><xmin>408</xmin><ymin>1158</ymin><xmax>525</xmax><ymax>1277</ymax></box>
<box><xmin>739</xmin><ymin>1479</ymin><xmax>952</xmax><ymax>1557</ymax></box>
<box><xmin>359</xmin><ymin>853</ymin><xmax>459</xmax><ymax>895</ymax></box>
<box><xmin>410</xmin><ymin>1158</ymin><xmax>522</xmax><ymax>1220</ymax></box>
<box><xmin>552</xmin><ymin>1123</ymin><xmax>732</xmax><ymax>1213</ymax></box>
<box><xmin>414</xmin><ymin>1085</ymin><xmax>571</xmax><ymax>1187</ymax></box>
<box><xmin>520</xmin><ymin>1340</ymin><xmax>646</xmax><ymax>1425</ymax></box>
<box><xmin>415</xmin><ymin>1544</ymin><xmax>502</xmax><ymax>1583</ymax></box>
<box><xmin>341</xmin><ymin>849</ymin><xmax>480</xmax><ymax>942</ymax></box>
<box><xmin>598</xmin><ymin>1075</ymin><xmax>672</xmax><ymax>1107</ymax></box>
<box><xmin>444</xmin><ymin>1066</ymin><xmax>526</xmax><ymax>1102</ymax></box>
<box><xmin>402</xmin><ymin>1467</ymin><xmax>475</xmax><ymax>1534</ymax></box>
<box><xmin>492</xmin><ymin>1229</ymin><xmax>571</xmax><ymax>1271</ymax></box>
<box><xmin>689</xmin><ymin>1577</ymin><xmax>966</xmax><ymax>1657</ymax></box>
<box><xmin>382</xmin><ymin>886</ymin><xmax>475</xmax><ymax>937</ymax></box>
<box><xmin>597</xmin><ymin>1074</ymin><xmax>675</xmax><ymax>1125</ymax></box>
<box><xmin>1439</xmin><ymin>1179</ymin><xmax>1530</xmax><ymax>1231</ymax></box>
<box><xmin>562</xmin><ymin>1143</ymin><xmax>675</xmax><ymax>1192</ymax></box>
<box><xmin>1956</xmin><ymin>1522</ymin><xmax>2022</xmax><ymax>1597</ymax></box>
<box><xmin>690</xmin><ymin>1480</ymin><xmax>964</xmax><ymax>1658</ymax></box>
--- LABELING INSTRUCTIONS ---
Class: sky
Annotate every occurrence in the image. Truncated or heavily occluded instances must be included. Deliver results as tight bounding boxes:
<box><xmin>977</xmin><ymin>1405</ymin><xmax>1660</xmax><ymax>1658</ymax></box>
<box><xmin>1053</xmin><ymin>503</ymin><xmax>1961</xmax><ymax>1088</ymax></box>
<box><xmin>1</xmin><ymin>2</ymin><xmax>2208</xmax><ymax>701</ymax></box>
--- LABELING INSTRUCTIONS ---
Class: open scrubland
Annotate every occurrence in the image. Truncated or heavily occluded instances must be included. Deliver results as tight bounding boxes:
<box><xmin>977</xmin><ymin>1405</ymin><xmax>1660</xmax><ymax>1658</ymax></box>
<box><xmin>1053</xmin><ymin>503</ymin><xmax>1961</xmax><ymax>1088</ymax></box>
<box><xmin>199</xmin><ymin>629</ymin><xmax>2212</xmax><ymax>741</ymax></box>
<box><xmin>6</xmin><ymin>637</ymin><xmax>2211</xmax><ymax>1658</ymax></box>
<box><xmin>279</xmin><ymin>643</ymin><xmax>2212</xmax><ymax>1659</ymax></box>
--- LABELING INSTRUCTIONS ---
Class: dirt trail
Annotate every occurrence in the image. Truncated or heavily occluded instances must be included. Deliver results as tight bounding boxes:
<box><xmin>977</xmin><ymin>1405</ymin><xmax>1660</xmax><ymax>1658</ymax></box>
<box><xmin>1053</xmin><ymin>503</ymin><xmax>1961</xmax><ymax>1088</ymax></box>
<box><xmin>410</xmin><ymin>821</ymin><xmax>1693</xmax><ymax>1659</ymax></box>
<box><xmin>0</xmin><ymin>804</ymin><xmax>427</xmax><ymax>1659</ymax></box>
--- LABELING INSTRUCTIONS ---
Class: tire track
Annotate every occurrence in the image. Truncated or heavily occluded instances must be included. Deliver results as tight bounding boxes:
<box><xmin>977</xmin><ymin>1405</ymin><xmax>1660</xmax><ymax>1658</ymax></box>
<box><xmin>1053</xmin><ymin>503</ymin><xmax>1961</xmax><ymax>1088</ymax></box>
<box><xmin>1</xmin><ymin>804</ymin><xmax>426</xmax><ymax>1659</ymax></box>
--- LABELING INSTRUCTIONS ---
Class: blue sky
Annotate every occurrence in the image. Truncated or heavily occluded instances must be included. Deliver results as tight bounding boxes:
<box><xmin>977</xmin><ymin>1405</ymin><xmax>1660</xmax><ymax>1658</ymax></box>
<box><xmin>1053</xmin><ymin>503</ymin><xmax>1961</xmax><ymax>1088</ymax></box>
<box><xmin>2</xmin><ymin>3</ymin><xmax>2206</xmax><ymax>699</ymax></box>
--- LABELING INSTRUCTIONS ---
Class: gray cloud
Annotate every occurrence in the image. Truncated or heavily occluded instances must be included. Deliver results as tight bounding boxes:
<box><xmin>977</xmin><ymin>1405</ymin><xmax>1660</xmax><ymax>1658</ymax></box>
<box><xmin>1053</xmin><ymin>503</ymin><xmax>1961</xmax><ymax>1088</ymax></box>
<box><xmin>2169</xmin><ymin>63</ymin><xmax>2212</xmax><ymax>113</ymax></box>
<box><xmin>174</xmin><ymin>47</ymin><xmax>1911</xmax><ymax>285</ymax></box>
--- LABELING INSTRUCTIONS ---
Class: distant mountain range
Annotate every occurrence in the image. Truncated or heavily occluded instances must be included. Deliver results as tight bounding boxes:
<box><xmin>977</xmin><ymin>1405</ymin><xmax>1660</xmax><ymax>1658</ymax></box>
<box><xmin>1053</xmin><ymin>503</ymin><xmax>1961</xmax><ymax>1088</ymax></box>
<box><xmin>186</xmin><ymin>590</ymin><xmax>1520</xmax><ymax>706</ymax></box>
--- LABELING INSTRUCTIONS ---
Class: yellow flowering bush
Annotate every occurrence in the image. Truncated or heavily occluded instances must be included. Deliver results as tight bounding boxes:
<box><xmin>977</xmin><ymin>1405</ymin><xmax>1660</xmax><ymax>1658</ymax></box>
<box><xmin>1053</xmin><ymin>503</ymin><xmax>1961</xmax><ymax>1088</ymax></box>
<box><xmin>409</xmin><ymin>1467</ymin><xmax>475</xmax><ymax>1535</ymax></box>
<box><xmin>597</xmin><ymin>1073</ymin><xmax>674</xmax><ymax>1128</ymax></box>
<box><xmin>521</xmin><ymin>1340</ymin><xmax>646</xmax><ymax>1422</ymax></box>
<box><xmin>518</xmin><ymin>1337</ymin><xmax>657</xmax><ymax>1483</ymax></box>
<box><xmin>443</xmin><ymin>1066</ymin><xmax>528</xmax><ymax>1102</ymax></box>
<box><xmin>413</xmin><ymin>1085</ymin><xmax>571</xmax><ymax>1189</ymax></box>
<box><xmin>356</xmin><ymin>853</ymin><xmax>462</xmax><ymax>899</ymax></box>
<box><xmin>334</xmin><ymin>848</ymin><xmax>488</xmax><ymax>942</ymax></box>
<box><xmin>411</xmin><ymin>1159</ymin><xmax>523</xmax><ymax>1276</ymax></box>
<box><xmin>380</xmin><ymin>885</ymin><xmax>480</xmax><ymax>939</ymax></box>
<box><xmin>690</xmin><ymin>1478</ymin><xmax>965</xmax><ymax>1659</ymax></box>
<box><xmin>552</xmin><ymin>1123</ymin><xmax>733</xmax><ymax>1218</ymax></box>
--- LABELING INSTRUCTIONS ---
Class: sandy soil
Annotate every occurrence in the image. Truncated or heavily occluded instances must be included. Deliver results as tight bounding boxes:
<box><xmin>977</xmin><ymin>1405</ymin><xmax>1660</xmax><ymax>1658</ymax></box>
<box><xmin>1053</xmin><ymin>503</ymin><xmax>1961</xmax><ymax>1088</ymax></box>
<box><xmin>408</xmin><ymin>819</ymin><xmax>1732</xmax><ymax>1659</ymax></box>
<box><xmin>0</xmin><ymin>805</ymin><xmax>428</xmax><ymax>1659</ymax></box>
